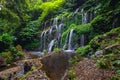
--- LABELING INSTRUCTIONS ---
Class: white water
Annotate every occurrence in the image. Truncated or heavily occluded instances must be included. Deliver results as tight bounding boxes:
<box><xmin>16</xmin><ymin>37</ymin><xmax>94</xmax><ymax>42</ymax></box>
<box><xmin>43</xmin><ymin>31</ymin><xmax>47</xmax><ymax>50</ymax></box>
<box><xmin>68</xmin><ymin>29</ymin><xmax>74</xmax><ymax>50</ymax></box>
<box><xmin>81</xmin><ymin>9</ymin><xmax>88</xmax><ymax>24</ymax></box>
<box><xmin>53</xmin><ymin>17</ymin><xmax>58</xmax><ymax>25</ymax></box>
<box><xmin>48</xmin><ymin>39</ymin><xmax>55</xmax><ymax>52</ymax></box>
<box><xmin>40</xmin><ymin>17</ymin><xmax>63</xmax><ymax>52</ymax></box>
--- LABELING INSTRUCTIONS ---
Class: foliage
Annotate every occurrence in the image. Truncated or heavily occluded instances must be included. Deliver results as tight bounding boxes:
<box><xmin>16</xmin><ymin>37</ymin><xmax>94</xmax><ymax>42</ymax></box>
<box><xmin>43</xmin><ymin>50</ymin><xmax>47</xmax><ymax>55</ymax></box>
<box><xmin>20</xmin><ymin>21</ymin><xmax>38</xmax><ymax>40</ymax></box>
<box><xmin>62</xmin><ymin>23</ymin><xmax>92</xmax><ymax>46</ymax></box>
<box><xmin>111</xmin><ymin>76</ymin><xmax>120</xmax><ymax>80</ymax></box>
<box><xmin>24</xmin><ymin>39</ymin><xmax>40</xmax><ymax>50</ymax></box>
<box><xmin>68</xmin><ymin>70</ymin><xmax>77</xmax><ymax>80</ymax></box>
<box><xmin>89</xmin><ymin>27</ymin><xmax>120</xmax><ymax>52</ymax></box>
<box><xmin>116</xmin><ymin>70</ymin><xmax>120</xmax><ymax>75</ymax></box>
<box><xmin>75</xmin><ymin>23</ymin><xmax>92</xmax><ymax>35</ymax></box>
<box><xmin>91</xmin><ymin>15</ymin><xmax>112</xmax><ymax>34</ymax></box>
<box><xmin>18</xmin><ymin>20</ymin><xmax>40</xmax><ymax>50</ymax></box>
<box><xmin>16</xmin><ymin>45</ymin><xmax>22</xmax><ymax>51</ymax></box>
<box><xmin>69</xmin><ymin>55</ymin><xmax>82</xmax><ymax>66</ymax></box>
<box><xmin>5</xmin><ymin>56</ymin><xmax>14</xmax><ymax>64</ymax></box>
<box><xmin>38</xmin><ymin>0</ymin><xmax>65</xmax><ymax>22</ymax></box>
<box><xmin>0</xmin><ymin>33</ymin><xmax>16</xmax><ymax>52</ymax></box>
<box><xmin>16</xmin><ymin>51</ymin><xmax>24</xmax><ymax>58</ymax></box>
<box><xmin>93</xmin><ymin>53</ymin><xmax>120</xmax><ymax>78</ymax></box>
<box><xmin>0</xmin><ymin>45</ymin><xmax>24</xmax><ymax>67</ymax></box>
<box><xmin>75</xmin><ymin>45</ymin><xmax>92</xmax><ymax>56</ymax></box>
<box><xmin>62</xmin><ymin>24</ymin><xmax>76</xmax><ymax>44</ymax></box>
<box><xmin>97</xmin><ymin>59</ymin><xmax>110</xmax><ymax>69</ymax></box>
<box><xmin>53</xmin><ymin>48</ymin><xmax>62</xmax><ymax>53</ymax></box>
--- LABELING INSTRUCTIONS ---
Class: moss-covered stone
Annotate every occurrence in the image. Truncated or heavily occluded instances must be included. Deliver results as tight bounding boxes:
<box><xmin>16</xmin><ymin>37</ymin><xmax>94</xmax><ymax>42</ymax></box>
<box><xmin>90</xmin><ymin>27</ymin><xmax>120</xmax><ymax>52</ymax></box>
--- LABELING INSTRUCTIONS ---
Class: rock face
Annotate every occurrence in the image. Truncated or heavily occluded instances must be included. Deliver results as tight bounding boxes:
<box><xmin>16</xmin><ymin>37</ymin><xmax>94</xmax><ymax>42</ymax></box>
<box><xmin>0</xmin><ymin>52</ymin><xmax>75</xmax><ymax>80</ymax></box>
<box><xmin>0</xmin><ymin>58</ymin><xmax>47</xmax><ymax>80</ymax></box>
<box><xmin>23</xmin><ymin>69</ymin><xmax>49</xmax><ymax>80</ymax></box>
<box><xmin>41</xmin><ymin>52</ymin><xmax>75</xmax><ymax>80</ymax></box>
<box><xmin>94</xmin><ymin>50</ymin><xmax>103</xmax><ymax>58</ymax></box>
<box><xmin>0</xmin><ymin>66</ymin><xmax>23</xmax><ymax>80</ymax></box>
<box><xmin>72</xmin><ymin>59</ymin><xmax>115</xmax><ymax>80</ymax></box>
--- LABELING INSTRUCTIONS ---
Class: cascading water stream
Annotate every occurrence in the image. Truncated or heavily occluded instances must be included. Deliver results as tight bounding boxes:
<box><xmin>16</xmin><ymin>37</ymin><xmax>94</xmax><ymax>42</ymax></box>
<box><xmin>63</xmin><ymin>29</ymin><xmax>75</xmax><ymax>53</ymax></box>
<box><xmin>48</xmin><ymin>39</ymin><xmax>55</xmax><ymax>52</ymax></box>
<box><xmin>40</xmin><ymin>31</ymin><xmax>44</xmax><ymax>50</ymax></box>
<box><xmin>53</xmin><ymin>17</ymin><xmax>58</xmax><ymax>26</ymax></box>
<box><xmin>74</xmin><ymin>8</ymin><xmax>79</xmax><ymax>24</ymax></box>
<box><xmin>40</xmin><ymin>17</ymin><xmax>64</xmax><ymax>52</ymax></box>
<box><xmin>55</xmin><ymin>25</ymin><xmax>59</xmax><ymax>38</ymax></box>
<box><xmin>43</xmin><ymin>31</ymin><xmax>47</xmax><ymax>50</ymax></box>
<box><xmin>80</xmin><ymin>9</ymin><xmax>87</xmax><ymax>47</ymax></box>
<box><xmin>68</xmin><ymin>29</ymin><xmax>74</xmax><ymax>50</ymax></box>
<box><xmin>81</xmin><ymin>9</ymin><xmax>88</xmax><ymax>24</ymax></box>
<box><xmin>58</xmin><ymin>23</ymin><xmax>64</xmax><ymax>48</ymax></box>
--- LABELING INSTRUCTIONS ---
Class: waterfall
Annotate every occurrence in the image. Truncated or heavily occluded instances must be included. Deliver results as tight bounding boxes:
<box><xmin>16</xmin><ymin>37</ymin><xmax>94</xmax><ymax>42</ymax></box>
<box><xmin>81</xmin><ymin>9</ymin><xmax>88</xmax><ymax>24</ymax></box>
<box><xmin>49</xmin><ymin>26</ymin><xmax>53</xmax><ymax>40</ymax></box>
<box><xmin>40</xmin><ymin>31</ymin><xmax>44</xmax><ymax>51</ymax></box>
<box><xmin>58</xmin><ymin>23</ymin><xmax>64</xmax><ymax>48</ymax></box>
<box><xmin>39</xmin><ymin>17</ymin><xmax>64</xmax><ymax>52</ymax></box>
<box><xmin>74</xmin><ymin>8</ymin><xmax>79</xmax><ymax>14</ymax></box>
<box><xmin>48</xmin><ymin>39</ymin><xmax>55</xmax><ymax>52</ymax></box>
<box><xmin>74</xmin><ymin>8</ymin><xmax>79</xmax><ymax>24</ymax></box>
<box><xmin>53</xmin><ymin>17</ymin><xmax>58</xmax><ymax>25</ymax></box>
<box><xmin>64</xmin><ymin>29</ymin><xmax>74</xmax><ymax>51</ymax></box>
<box><xmin>81</xmin><ymin>9</ymin><xmax>95</xmax><ymax>24</ymax></box>
<box><xmin>63</xmin><ymin>31</ymin><xmax>69</xmax><ymax>50</ymax></box>
<box><xmin>63</xmin><ymin>29</ymin><xmax>75</xmax><ymax>53</ymax></box>
<box><xmin>55</xmin><ymin>25</ymin><xmax>59</xmax><ymax>38</ymax></box>
<box><xmin>68</xmin><ymin>29</ymin><xmax>74</xmax><ymax>50</ymax></box>
<box><xmin>81</xmin><ymin>34</ymin><xmax>85</xmax><ymax>47</ymax></box>
<box><xmin>0</xmin><ymin>5</ymin><xmax>2</xmax><ymax>11</ymax></box>
<box><xmin>43</xmin><ymin>31</ymin><xmax>47</xmax><ymax>50</ymax></box>
<box><xmin>80</xmin><ymin>9</ymin><xmax>95</xmax><ymax>47</ymax></box>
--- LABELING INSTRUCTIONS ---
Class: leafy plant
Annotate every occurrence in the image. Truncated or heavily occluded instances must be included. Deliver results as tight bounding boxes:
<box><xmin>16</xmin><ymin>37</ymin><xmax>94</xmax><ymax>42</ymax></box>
<box><xmin>76</xmin><ymin>45</ymin><xmax>92</xmax><ymax>56</ymax></box>
<box><xmin>16</xmin><ymin>51</ymin><xmax>24</xmax><ymax>58</ymax></box>
<box><xmin>0</xmin><ymin>33</ymin><xmax>16</xmax><ymax>52</ymax></box>
<box><xmin>16</xmin><ymin>45</ymin><xmax>22</xmax><ymax>51</ymax></box>
<box><xmin>5</xmin><ymin>56</ymin><xmax>14</xmax><ymax>64</ymax></box>
<box><xmin>53</xmin><ymin>48</ymin><xmax>62</xmax><ymax>53</ymax></box>
<box><xmin>116</xmin><ymin>70</ymin><xmax>120</xmax><ymax>75</ymax></box>
<box><xmin>68</xmin><ymin>70</ymin><xmax>77</xmax><ymax>80</ymax></box>
<box><xmin>69</xmin><ymin>55</ymin><xmax>82</xmax><ymax>66</ymax></box>
<box><xmin>43</xmin><ymin>50</ymin><xmax>47</xmax><ymax>55</ymax></box>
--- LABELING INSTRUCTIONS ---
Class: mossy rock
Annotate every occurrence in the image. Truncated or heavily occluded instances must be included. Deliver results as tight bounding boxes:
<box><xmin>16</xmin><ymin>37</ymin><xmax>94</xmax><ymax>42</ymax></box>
<box><xmin>90</xmin><ymin>27</ymin><xmax>120</xmax><ymax>52</ymax></box>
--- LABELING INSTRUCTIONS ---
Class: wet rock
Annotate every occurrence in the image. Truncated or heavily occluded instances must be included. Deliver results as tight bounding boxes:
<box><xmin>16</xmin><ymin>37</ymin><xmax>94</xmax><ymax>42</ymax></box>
<box><xmin>0</xmin><ymin>66</ymin><xmax>23</xmax><ymax>79</ymax></box>
<box><xmin>95</xmin><ymin>50</ymin><xmax>103</xmax><ymax>58</ymax></box>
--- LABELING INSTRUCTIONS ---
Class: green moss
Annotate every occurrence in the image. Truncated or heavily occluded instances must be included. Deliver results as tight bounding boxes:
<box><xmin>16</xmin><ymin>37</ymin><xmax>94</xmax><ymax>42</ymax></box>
<box><xmin>90</xmin><ymin>27</ymin><xmax>120</xmax><ymax>51</ymax></box>
<box><xmin>94</xmin><ymin>53</ymin><xmax>120</xmax><ymax>77</ymax></box>
<box><xmin>68</xmin><ymin>70</ymin><xmax>76</xmax><ymax>79</ymax></box>
<box><xmin>74</xmin><ymin>23</ymin><xmax>92</xmax><ymax>37</ymax></box>
<box><xmin>69</xmin><ymin>55</ymin><xmax>82</xmax><ymax>66</ymax></box>
<box><xmin>91</xmin><ymin>15</ymin><xmax>112</xmax><ymax>33</ymax></box>
<box><xmin>38</xmin><ymin>0</ymin><xmax>65</xmax><ymax>22</ymax></box>
<box><xmin>5</xmin><ymin>56</ymin><xmax>14</xmax><ymax>64</ymax></box>
<box><xmin>62</xmin><ymin>23</ymin><xmax>92</xmax><ymax>46</ymax></box>
<box><xmin>43</xmin><ymin>50</ymin><xmax>47</xmax><ymax>55</ymax></box>
<box><xmin>24</xmin><ymin>39</ymin><xmax>40</xmax><ymax>50</ymax></box>
<box><xmin>75</xmin><ymin>45</ymin><xmax>92</xmax><ymax>56</ymax></box>
<box><xmin>62</xmin><ymin>24</ymin><xmax>76</xmax><ymax>45</ymax></box>
<box><xmin>53</xmin><ymin>48</ymin><xmax>62</xmax><ymax>53</ymax></box>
